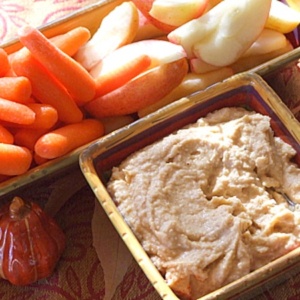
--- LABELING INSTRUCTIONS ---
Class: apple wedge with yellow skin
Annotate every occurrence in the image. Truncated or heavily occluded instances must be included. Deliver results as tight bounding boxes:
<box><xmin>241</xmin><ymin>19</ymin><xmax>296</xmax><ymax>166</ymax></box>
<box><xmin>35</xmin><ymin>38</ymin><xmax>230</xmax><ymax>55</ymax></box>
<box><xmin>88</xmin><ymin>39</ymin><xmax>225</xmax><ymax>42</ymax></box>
<box><xmin>266</xmin><ymin>0</ymin><xmax>300</xmax><ymax>33</ymax></box>
<box><xmin>85</xmin><ymin>58</ymin><xmax>188</xmax><ymax>118</ymax></box>
<box><xmin>168</xmin><ymin>0</ymin><xmax>272</xmax><ymax>67</ymax></box>
<box><xmin>149</xmin><ymin>0</ymin><xmax>208</xmax><ymax>27</ymax></box>
<box><xmin>74</xmin><ymin>1</ymin><xmax>139</xmax><ymax>70</ymax></box>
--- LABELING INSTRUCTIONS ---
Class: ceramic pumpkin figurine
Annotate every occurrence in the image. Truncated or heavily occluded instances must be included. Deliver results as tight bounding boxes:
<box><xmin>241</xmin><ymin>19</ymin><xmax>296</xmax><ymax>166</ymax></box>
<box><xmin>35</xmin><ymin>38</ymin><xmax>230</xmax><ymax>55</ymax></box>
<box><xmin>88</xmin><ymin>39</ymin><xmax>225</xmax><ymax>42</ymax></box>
<box><xmin>0</xmin><ymin>196</ymin><xmax>66</xmax><ymax>285</ymax></box>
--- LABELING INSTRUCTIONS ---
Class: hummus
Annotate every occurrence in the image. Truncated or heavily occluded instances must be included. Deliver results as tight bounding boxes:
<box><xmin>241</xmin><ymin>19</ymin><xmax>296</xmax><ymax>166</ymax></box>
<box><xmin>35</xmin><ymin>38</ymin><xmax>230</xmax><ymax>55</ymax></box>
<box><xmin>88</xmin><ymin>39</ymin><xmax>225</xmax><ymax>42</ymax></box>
<box><xmin>107</xmin><ymin>107</ymin><xmax>300</xmax><ymax>299</ymax></box>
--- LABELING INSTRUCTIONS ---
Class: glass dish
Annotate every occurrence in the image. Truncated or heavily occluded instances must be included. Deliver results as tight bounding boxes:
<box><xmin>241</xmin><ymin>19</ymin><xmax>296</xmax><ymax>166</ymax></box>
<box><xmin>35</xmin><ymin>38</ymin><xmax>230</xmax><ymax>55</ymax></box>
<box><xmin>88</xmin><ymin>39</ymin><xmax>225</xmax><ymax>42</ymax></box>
<box><xmin>79</xmin><ymin>72</ymin><xmax>300</xmax><ymax>300</ymax></box>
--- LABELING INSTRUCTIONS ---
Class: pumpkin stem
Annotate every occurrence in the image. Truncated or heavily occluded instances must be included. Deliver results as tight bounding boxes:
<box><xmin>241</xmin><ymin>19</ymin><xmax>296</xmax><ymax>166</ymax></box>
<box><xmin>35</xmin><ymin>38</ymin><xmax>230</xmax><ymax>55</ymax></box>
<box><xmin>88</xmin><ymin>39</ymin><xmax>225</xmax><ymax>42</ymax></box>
<box><xmin>9</xmin><ymin>197</ymin><xmax>31</xmax><ymax>220</ymax></box>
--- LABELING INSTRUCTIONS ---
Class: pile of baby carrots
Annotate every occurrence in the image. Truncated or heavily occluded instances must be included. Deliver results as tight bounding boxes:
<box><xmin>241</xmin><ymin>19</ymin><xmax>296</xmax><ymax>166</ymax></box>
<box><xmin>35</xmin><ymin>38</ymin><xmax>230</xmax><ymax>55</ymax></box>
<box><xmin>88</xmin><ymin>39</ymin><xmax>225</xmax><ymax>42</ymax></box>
<box><xmin>0</xmin><ymin>26</ymin><xmax>107</xmax><ymax>180</ymax></box>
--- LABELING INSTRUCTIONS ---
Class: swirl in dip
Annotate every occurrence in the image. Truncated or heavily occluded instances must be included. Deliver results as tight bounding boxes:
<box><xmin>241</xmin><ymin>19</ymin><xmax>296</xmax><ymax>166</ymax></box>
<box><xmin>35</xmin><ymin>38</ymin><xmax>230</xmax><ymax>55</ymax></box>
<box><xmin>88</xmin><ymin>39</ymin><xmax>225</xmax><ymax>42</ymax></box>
<box><xmin>107</xmin><ymin>107</ymin><xmax>300</xmax><ymax>299</ymax></box>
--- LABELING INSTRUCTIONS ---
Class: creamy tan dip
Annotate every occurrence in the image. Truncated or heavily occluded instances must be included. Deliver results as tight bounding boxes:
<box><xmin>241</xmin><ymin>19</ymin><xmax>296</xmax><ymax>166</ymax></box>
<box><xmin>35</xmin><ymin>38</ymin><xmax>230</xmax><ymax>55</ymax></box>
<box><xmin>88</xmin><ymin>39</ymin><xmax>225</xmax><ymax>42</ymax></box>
<box><xmin>107</xmin><ymin>107</ymin><xmax>300</xmax><ymax>299</ymax></box>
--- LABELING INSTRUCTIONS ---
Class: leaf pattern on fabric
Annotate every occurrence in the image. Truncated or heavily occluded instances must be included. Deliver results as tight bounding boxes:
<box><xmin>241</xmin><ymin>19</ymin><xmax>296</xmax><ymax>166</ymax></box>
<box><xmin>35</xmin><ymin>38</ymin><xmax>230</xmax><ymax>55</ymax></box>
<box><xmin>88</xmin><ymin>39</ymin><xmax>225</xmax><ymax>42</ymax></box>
<box><xmin>0</xmin><ymin>0</ymin><xmax>99</xmax><ymax>44</ymax></box>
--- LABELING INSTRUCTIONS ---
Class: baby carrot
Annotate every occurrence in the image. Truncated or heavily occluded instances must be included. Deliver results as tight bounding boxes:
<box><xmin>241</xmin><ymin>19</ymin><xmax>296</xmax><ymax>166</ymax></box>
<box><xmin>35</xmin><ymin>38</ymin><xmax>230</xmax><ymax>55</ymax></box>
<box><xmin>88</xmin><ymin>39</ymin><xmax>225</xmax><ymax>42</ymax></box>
<box><xmin>25</xmin><ymin>103</ymin><xmax>58</xmax><ymax>129</ymax></box>
<box><xmin>14</xmin><ymin>128</ymin><xmax>49</xmax><ymax>150</ymax></box>
<box><xmin>35</xmin><ymin>118</ymin><xmax>105</xmax><ymax>159</ymax></box>
<box><xmin>0</xmin><ymin>125</ymin><xmax>14</xmax><ymax>144</ymax></box>
<box><xmin>0</xmin><ymin>48</ymin><xmax>10</xmax><ymax>77</ymax></box>
<box><xmin>1</xmin><ymin>103</ymin><xmax>58</xmax><ymax>129</ymax></box>
<box><xmin>33</xmin><ymin>153</ymin><xmax>49</xmax><ymax>166</ymax></box>
<box><xmin>11</xmin><ymin>48</ymin><xmax>83</xmax><ymax>124</ymax></box>
<box><xmin>18</xmin><ymin>25</ymin><xmax>96</xmax><ymax>105</ymax></box>
<box><xmin>0</xmin><ymin>143</ymin><xmax>32</xmax><ymax>176</ymax></box>
<box><xmin>0</xmin><ymin>76</ymin><xmax>32</xmax><ymax>103</ymax></box>
<box><xmin>51</xmin><ymin>26</ymin><xmax>91</xmax><ymax>57</ymax></box>
<box><xmin>0</xmin><ymin>97</ymin><xmax>35</xmax><ymax>125</ymax></box>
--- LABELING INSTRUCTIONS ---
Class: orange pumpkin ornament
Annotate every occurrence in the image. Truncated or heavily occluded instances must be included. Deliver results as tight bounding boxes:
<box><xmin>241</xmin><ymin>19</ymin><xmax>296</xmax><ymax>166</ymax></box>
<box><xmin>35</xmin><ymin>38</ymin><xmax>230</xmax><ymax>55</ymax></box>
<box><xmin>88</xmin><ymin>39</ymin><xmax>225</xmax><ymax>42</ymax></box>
<box><xmin>0</xmin><ymin>196</ymin><xmax>66</xmax><ymax>285</ymax></box>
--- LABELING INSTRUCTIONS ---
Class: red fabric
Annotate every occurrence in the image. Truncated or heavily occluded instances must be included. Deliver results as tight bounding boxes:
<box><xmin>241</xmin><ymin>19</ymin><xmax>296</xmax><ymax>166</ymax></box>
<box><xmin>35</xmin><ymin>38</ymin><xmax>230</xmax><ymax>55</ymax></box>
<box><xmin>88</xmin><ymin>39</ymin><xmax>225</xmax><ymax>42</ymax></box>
<box><xmin>0</xmin><ymin>169</ymin><xmax>298</xmax><ymax>300</ymax></box>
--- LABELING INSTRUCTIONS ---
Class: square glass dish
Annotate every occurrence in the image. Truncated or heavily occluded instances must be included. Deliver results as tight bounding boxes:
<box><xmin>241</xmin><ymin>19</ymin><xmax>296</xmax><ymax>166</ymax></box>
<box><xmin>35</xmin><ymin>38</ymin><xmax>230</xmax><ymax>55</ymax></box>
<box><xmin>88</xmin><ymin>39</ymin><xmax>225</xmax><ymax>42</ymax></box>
<box><xmin>79</xmin><ymin>72</ymin><xmax>300</xmax><ymax>300</ymax></box>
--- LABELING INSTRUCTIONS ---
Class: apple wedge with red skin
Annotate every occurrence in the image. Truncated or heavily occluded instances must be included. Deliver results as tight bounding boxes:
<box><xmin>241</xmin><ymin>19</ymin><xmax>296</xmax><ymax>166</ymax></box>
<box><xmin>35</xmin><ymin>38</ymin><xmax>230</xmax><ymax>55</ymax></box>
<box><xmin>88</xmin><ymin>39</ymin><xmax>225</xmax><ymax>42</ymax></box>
<box><xmin>85</xmin><ymin>58</ymin><xmax>188</xmax><ymax>118</ymax></box>
<box><xmin>168</xmin><ymin>0</ymin><xmax>272</xmax><ymax>67</ymax></box>
<box><xmin>134</xmin><ymin>8</ymin><xmax>166</xmax><ymax>41</ymax></box>
<box><xmin>132</xmin><ymin>0</ymin><xmax>176</xmax><ymax>33</ymax></box>
<box><xmin>89</xmin><ymin>39</ymin><xmax>187</xmax><ymax>77</ymax></box>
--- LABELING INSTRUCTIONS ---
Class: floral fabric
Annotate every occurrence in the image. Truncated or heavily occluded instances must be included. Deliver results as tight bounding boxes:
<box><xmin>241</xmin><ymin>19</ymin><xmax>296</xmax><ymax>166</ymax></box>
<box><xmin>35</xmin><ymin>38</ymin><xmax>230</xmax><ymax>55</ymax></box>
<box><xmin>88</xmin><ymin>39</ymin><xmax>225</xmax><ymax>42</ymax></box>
<box><xmin>0</xmin><ymin>0</ymin><xmax>99</xmax><ymax>44</ymax></box>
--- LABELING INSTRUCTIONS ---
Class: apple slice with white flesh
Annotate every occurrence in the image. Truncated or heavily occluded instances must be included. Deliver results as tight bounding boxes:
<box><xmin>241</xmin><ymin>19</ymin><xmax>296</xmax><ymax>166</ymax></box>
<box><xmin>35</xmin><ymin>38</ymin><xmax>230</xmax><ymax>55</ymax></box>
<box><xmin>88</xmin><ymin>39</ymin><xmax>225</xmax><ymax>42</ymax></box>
<box><xmin>74</xmin><ymin>1</ymin><xmax>139</xmax><ymax>70</ymax></box>
<box><xmin>132</xmin><ymin>0</ymin><xmax>177</xmax><ymax>33</ymax></box>
<box><xmin>149</xmin><ymin>0</ymin><xmax>208</xmax><ymax>27</ymax></box>
<box><xmin>89</xmin><ymin>39</ymin><xmax>187</xmax><ymax>77</ymax></box>
<box><xmin>266</xmin><ymin>0</ymin><xmax>300</xmax><ymax>34</ymax></box>
<box><xmin>85</xmin><ymin>58</ymin><xmax>188</xmax><ymax>118</ymax></box>
<box><xmin>134</xmin><ymin>8</ymin><xmax>166</xmax><ymax>41</ymax></box>
<box><xmin>191</xmin><ymin>28</ymin><xmax>288</xmax><ymax>74</ymax></box>
<box><xmin>286</xmin><ymin>0</ymin><xmax>300</xmax><ymax>12</ymax></box>
<box><xmin>138</xmin><ymin>68</ymin><xmax>233</xmax><ymax>117</ymax></box>
<box><xmin>168</xmin><ymin>0</ymin><xmax>272</xmax><ymax>67</ymax></box>
<box><xmin>242</xmin><ymin>29</ymin><xmax>287</xmax><ymax>57</ymax></box>
<box><xmin>230</xmin><ymin>40</ymin><xmax>293</xmax><ymax>73</ymax></box>
<box><xmin>190</xmin><ymin>57</ymin><xmax>221</xmax><ymax>74</ymax></box>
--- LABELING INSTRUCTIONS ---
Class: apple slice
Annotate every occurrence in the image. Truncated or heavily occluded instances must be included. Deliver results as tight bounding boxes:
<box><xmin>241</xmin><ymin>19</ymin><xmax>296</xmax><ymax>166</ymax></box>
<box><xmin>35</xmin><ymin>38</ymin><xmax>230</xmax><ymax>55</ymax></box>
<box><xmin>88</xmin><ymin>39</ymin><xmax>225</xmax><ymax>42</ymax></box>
<box><xmin>84</xmin><ymin>58</ymin><xmax>188</xmax><ymax>118</ymax></box>
<box><xmin>203</xmin><ymin>0</ymin><xmax>222</xmax><ymax>13</ymax></box>
<box><xmin>241</xmin><ymin>29</ymin><xmax>287</xmax><ymax>57</ymax></box>
<box><xmin>138</xmin><ymin>68</ymin><xmax>233</xmax><ymax>117</ymax></box>
<box><xmin>266</xmin><ymin>0</ymin><xmax>300</xmax><ymax>34</ymax></box>
<box><xmin>190</xmin><ymin>57</ymin><xmax>221</xmax><ymax>74</ymax></box>
<box><xmin>286</xmin><ymin>0</ymin><xmax>300</xmax><ymax>12</ymax></box>
<box><xmin>132</xmin><ymin>0</ymin><xmax>177</xmax><ymax>33</ymax></box>
<box><xmin>74</xmin><ymin>1</ymin><xmax>139</xmax><ymax>70</ymax></box>
<box><xmin>134</xmin><ymin>8</ymin><xmax>166</xmax><ymax>41</ymax></box>
<box><xmin>230</xmin><ymin>40</ymin><xmax>293</xmax><ymax>73</ymax></box>
<box><xmin>149</xmin><ymin>0</ymin><xmax>208</xmax><ymax>27</ymax></box>
<box><xmin>168</xmin><ymin>0</ymin><xmax>272</xmax><ymax>67</ymax></box>
<box><xmin>89</xmin><ymin>39</ymin><xmax>187</xmax><ymax>77</ymax></box>
<box><xmin>93</xmin><ymin>54</ymin><xmax>151</xmax><ymax>97</ymax></box>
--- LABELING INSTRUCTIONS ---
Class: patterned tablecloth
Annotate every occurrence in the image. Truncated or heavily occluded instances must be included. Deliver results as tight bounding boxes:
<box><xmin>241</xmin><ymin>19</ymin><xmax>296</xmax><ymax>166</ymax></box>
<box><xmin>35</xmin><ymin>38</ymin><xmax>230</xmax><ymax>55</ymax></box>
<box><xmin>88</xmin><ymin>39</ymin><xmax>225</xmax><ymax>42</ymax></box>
<box><xmin>0</xmin><ymin>0</ymin><xmax>101</xmax><ymax>44</ymax></box>
<box><xmin>1</xmin><ymin>1</ymin><xmax>300</xmax><ymax>299</ymax></box>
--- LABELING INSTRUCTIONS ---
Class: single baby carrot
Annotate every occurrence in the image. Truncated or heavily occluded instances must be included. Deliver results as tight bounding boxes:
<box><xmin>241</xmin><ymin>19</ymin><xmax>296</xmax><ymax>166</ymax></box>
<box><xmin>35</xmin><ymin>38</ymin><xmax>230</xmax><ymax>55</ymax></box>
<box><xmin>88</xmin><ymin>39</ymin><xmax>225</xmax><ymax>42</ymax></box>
<box><xmin>0</xmin><ymin>76</ymin><xmax>32</xmax><ymax>103</ymax></box>
<box><xmin>33</xmin><ymin>152</ymin><xmax>49</xmax><ymax>166</ymax></box>
<box><xmin>1</xmin><ymin>103</ymin><xmax>58</xmax><ymax>129</ymax></box>
<box><xmin>0</xmin><ymin>97</ymin><xmax>35</xmax><ymax>125</ymax></box>
<box><xmin>35</xmin><ymin>118</ymin><xmax>105</xmax><ymax>159</ymax></box>
<box><xmin>0</xmin><ymin>143</ymin><xmax>32</xmax><ymax>176</ymax></box>
<box><xmin>51</xmin><ymin>26</ymin><xmax>91</xmax><ymax>57</ymax></box>
<box><xmin>0</xmin><ymin>125</ymin><xmax>14</xmax><ymax>144</ymax></box>
<box><xmin>94</xmin><ymin>54</ymin><xmax>151</xmax><ymax>97</ymax></box>
<box><xmin>0</xmin><ymin>48</ymin><xmax>10</xmax><ymax>77</ymax></box>
<box><xmin>18</xmin><ymin>25</ymin><xmax>96</xmax><ymax>105</ymax></box>
<box><xmin>14</xmin><ymin>128</ymin><xmax>49</xmax><ymax>150</ymax></box>
<box><xmin>25</xmin><ymin>103</ymin><xmax>58</xmax><ymax>129</ymax></box>
<box><xmin>11</xmin><ymin>47</ymin><xmax>83</xmax><ymax>124</ymax></box>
